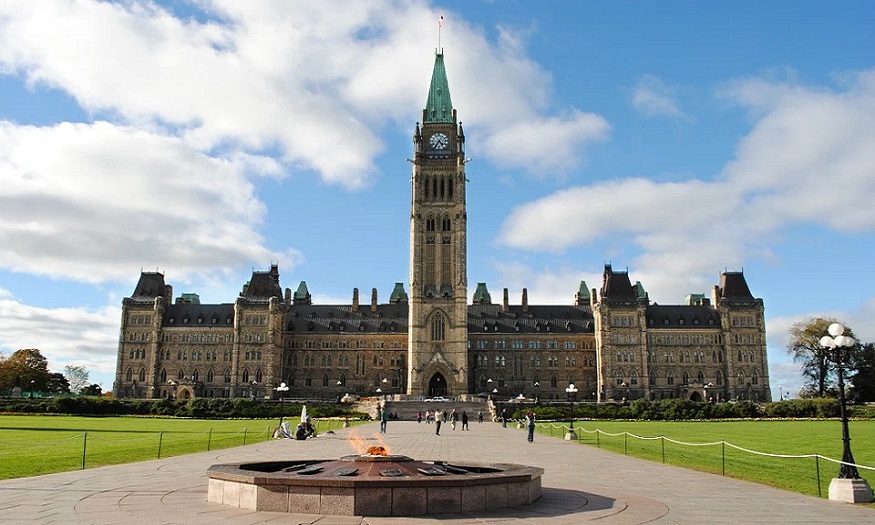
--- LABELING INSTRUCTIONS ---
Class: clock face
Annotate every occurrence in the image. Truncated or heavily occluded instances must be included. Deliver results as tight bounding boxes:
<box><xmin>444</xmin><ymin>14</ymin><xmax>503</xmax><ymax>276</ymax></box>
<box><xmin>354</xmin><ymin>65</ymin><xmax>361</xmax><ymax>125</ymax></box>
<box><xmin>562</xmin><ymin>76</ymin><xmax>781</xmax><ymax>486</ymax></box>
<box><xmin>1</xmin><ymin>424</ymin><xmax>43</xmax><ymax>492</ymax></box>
<box><xmin>429</xmin><ymin>132</ymin><xmax>449</xmax><ymax>150</ymax></box>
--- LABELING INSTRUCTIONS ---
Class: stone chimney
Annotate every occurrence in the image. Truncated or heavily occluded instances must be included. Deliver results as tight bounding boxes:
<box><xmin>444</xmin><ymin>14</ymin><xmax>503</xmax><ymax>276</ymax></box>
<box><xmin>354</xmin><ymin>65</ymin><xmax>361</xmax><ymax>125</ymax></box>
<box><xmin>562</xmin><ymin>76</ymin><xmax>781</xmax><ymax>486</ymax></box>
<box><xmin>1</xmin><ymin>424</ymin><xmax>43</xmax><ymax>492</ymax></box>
<box><xmin>503</xmin><ymin>288</ymin><xmax>509</xmax><ymax>311</ymax></box>
<box><xmin>371</xmin><ymin>287</ymin><xmax>378</xmax><ymax>312</ymax></box>
<box><xmin>352</xmin><ymin>288</ymin><xmax>359</xmax><ymax>312</ymax></box>
<box><xmin>521</xmin><ymin>288</ymin><xmax>528</xmax><ymax>312</ymax></box>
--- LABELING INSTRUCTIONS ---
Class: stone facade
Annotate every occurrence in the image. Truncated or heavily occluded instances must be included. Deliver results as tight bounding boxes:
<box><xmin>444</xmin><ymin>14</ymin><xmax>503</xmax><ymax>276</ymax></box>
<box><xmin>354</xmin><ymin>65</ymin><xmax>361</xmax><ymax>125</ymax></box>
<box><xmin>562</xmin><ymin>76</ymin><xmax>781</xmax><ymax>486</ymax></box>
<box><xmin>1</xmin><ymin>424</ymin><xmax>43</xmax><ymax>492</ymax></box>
<box><xmin>114</xmin><ymin>52</ymin><xmax>771</xmax><ymax>403</ymax></box>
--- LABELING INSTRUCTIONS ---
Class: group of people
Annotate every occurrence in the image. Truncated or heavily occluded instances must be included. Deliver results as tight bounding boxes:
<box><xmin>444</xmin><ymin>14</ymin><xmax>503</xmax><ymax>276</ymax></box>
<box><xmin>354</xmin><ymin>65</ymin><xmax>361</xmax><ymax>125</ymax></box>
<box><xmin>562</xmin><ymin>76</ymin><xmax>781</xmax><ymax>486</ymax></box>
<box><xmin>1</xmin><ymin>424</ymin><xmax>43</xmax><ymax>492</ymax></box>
<box><xmin>294</xmin><ymin>417</ymin><xmax>317</xmax><ymax>440</ymax></box>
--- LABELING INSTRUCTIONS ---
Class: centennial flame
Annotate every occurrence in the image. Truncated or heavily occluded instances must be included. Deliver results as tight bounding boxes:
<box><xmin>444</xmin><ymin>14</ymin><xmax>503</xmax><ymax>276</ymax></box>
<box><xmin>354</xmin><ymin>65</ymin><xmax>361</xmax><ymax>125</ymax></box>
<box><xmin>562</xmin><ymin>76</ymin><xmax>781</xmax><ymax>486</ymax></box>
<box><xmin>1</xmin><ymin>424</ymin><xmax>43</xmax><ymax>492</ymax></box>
<box><xmin>366</xmin><ymin>446</ymin><xmax>388</xmax><ymax>456</ymax></box>
<box><xmin>346</xmin><ymin>428</ymin><xmax>392</xmax><ymax>456</ymax></box>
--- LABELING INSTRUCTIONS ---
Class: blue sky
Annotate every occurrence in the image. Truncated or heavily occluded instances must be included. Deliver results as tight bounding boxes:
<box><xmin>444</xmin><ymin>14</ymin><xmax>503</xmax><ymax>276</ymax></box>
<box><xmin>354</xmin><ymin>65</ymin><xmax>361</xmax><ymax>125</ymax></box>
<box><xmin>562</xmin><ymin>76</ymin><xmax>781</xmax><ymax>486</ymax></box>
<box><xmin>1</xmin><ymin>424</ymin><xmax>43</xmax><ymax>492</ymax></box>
<box><xmin>1</xmin><ymin>1</ymin><xmax>874</xmax><ymax>397</ymax></box>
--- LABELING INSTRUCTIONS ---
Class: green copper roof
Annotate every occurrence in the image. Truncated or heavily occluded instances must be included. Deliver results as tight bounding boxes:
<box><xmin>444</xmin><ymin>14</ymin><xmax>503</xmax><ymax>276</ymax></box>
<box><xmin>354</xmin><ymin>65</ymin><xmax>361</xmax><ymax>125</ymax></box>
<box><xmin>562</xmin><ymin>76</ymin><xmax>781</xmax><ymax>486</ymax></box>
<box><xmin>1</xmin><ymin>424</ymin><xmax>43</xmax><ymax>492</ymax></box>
<box><xmin>634</xmin><ymin>281</ymin><xmax>647</xmax><ymax>299</ymax></box>
<box><xmin>473</xmin><ymin>282</ymin><xmax>492</xmax><ymax>305</ymax></box>
<box><xmin>389</xmin><ymin>282</ymin><xmax>408</xmax><ymax>304</ymax></box>
<box><xmin>294</xmin><ymin>281</ymin><xmax>310</xmax><ymax>300</ymax></box>
<box><xmin>424</xmin><ymin>53</ymin><xmax>453</xmax><ymax>123</ymax></box>
<box><xmin>577</xmin><ymin>281</ymin><xmax>590</xmax><ymax>299</ymax></box>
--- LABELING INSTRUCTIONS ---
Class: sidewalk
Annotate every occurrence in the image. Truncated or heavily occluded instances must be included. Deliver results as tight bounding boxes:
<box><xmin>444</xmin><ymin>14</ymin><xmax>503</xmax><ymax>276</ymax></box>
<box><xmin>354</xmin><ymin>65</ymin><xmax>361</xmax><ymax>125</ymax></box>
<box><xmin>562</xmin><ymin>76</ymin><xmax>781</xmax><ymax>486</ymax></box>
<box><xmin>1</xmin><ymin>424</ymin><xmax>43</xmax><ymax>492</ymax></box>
<box><xmin>0</xmin><ymin>419</ymin><xmax>872</xmax><ymax>524</ymax></box>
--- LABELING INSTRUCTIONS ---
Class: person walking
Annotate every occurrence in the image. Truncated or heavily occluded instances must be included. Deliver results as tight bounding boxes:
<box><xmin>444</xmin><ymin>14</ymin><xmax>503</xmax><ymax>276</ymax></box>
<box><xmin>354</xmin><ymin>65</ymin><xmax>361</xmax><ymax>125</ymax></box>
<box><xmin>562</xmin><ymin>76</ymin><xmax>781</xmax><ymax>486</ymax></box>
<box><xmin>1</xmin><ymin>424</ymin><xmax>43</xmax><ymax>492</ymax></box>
<box><xmin>425</xmin><ymin>410</ymin><xmax>431</xmax><ymax>424</ymax></box>
<box><xmin>501</xmin><ymin>408</ymin><xmax>508</xmax><ymax>428</ymax></box>
<box><xmin>478</xmin><ymin>410</ymin><xmax>483</xmax><ymax>423</ymax></box>
<box><xmin>379</xmin><ymin>406</ymin><xmax>388</xmax><ymax>433</ymax></box>
<box><xmin>450</xmin><ymin>408</ymin><xmax>458</xmax><ymax>430</ymax></box>
<box><xmin>525</xmin><ymin>410</ymin><xmax>536</xmax><ymax>443</ymax></box>
<box><xmin>434</xmin><ymin>409</ymin><xmax>443</xmax><ymax>435</ymax></box>
<box><xmin>461</xmin><ymin>410</ymin><xmax>469</xmax><ymax>430</ymax></box>
<box><xmin>417</xmin><ymin>411</ymin><xmax>422</xmax><ymax>423</ymax></box>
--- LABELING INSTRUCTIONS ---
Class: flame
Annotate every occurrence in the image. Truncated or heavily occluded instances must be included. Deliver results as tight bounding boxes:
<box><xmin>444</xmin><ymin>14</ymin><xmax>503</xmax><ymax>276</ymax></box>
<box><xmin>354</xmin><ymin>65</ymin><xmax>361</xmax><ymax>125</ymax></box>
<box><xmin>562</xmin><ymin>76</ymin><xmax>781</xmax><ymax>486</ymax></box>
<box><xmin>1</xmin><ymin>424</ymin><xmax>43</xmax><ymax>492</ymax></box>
<box><xmin>366</xmin><ymin>446</ymin><xmax>388</xmax><ymax>456</ymax></box>
<box><xmin>345</xmin><ymin>427</ymin><xmax>392</xmax><ymax>456</ymax></box>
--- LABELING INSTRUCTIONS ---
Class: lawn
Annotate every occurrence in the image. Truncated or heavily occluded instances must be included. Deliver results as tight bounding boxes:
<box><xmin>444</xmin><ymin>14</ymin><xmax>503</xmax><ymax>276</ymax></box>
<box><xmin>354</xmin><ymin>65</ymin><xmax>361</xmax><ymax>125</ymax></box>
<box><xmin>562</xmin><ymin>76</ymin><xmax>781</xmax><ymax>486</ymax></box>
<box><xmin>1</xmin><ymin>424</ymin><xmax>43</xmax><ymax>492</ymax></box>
<box><xmin>0</xmin><ymin>415</ymin><xmax>354</xmax><ymax>480</ymax></box>
<box><xmin>536</xmin><ymin>419</ymin><xmax>875</xmax><ymax>498</ymax></box>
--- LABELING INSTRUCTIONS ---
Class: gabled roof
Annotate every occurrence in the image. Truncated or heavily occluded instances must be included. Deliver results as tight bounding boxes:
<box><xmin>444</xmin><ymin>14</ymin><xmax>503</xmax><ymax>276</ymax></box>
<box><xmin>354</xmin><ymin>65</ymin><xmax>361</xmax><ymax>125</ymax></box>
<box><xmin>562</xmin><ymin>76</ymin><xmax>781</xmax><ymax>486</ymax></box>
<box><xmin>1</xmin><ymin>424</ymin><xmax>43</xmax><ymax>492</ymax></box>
<box><xmin>163</xmin><ymin>303</ymin><xmax>235</xmax><ymax>327</ymax></box>
<box><xmin>469</xmin><ymin>305</ymin><xmax>596</xmax><ymax>334</ymax></box>
<box><xmin>424</xmin><ymin>52</ymin><xmax>453</xmax><ymax>123</ymax></box>
<box><xmin>646</xmin><ymin>304</ymin><xmax>720</xmax><ymax>329</ymax></box>
<box><xmin>285</xmin><ymin>305</ymin><xmax>408</xmax><ymax>334</ymax></box>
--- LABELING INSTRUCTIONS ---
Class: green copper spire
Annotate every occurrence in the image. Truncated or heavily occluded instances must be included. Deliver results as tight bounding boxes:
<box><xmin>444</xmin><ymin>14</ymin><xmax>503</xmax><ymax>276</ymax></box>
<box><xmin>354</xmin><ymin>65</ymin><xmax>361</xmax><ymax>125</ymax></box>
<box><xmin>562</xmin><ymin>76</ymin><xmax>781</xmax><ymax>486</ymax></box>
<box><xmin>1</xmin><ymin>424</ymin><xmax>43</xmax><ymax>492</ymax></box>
<box><xmin>424</xmin><ymin>52</ymin><xmax>453</xmax><ymax>123</ymax></box>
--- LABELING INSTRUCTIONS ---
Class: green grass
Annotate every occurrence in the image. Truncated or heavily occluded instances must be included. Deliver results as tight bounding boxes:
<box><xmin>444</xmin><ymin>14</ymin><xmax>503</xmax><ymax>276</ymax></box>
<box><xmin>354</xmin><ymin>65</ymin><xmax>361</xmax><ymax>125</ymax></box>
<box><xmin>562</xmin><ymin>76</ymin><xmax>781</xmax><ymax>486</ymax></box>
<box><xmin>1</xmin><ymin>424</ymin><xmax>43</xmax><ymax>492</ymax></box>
<box><xmin>536</xmin><ymin>419</ymin><xmax>875</xmax><ymax>499</ymax></box>
<box><xmin>0</xmin><ymin>415</ymin><xmax>356</xmax><ymax>480</ymax></box>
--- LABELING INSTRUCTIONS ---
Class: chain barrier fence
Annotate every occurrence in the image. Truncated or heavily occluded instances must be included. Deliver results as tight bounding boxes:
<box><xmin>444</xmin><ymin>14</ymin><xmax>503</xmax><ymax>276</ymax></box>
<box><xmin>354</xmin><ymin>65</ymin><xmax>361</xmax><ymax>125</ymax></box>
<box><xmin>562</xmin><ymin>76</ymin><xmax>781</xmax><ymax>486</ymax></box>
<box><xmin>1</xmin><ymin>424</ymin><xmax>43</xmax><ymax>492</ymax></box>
<box><xmin>531</xmin><ymin>420</ymin><xmax>874</xmax><ymax>498</ymax></box>
<box><xmin>0</xmin><ymin>417</ymin><xmax>349</xmax><ymax>478</ymax></box>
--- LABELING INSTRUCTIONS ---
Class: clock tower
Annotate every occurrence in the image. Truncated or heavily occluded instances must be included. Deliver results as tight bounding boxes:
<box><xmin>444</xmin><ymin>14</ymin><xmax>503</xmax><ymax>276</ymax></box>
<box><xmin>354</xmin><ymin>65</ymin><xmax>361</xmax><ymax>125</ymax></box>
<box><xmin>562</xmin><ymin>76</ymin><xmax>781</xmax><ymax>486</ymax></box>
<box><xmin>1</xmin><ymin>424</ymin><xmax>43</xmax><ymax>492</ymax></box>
<box><xmin>408</xmin><ymin>51</ymin><xmax>469</xmax><ymax>397</ymax></box>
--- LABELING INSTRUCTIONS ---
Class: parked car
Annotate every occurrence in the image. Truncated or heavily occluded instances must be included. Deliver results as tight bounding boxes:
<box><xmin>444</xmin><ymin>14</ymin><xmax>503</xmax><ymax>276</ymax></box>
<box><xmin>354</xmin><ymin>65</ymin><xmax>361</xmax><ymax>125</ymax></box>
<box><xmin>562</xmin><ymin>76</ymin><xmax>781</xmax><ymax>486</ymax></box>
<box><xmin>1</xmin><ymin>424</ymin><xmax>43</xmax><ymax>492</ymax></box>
<box><xmin>425</xmin><ymin>396</ymin><xmax>448</xmax><ymax>402</ymax></box>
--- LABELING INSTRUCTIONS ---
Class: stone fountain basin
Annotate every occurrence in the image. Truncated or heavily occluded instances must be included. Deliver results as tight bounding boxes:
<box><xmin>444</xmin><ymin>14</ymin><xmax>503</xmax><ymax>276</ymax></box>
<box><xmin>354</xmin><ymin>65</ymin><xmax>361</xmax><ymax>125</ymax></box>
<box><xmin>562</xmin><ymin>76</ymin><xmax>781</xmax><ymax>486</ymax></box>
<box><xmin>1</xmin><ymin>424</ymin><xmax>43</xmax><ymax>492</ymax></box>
<box><xmin>207</xmin><ymin>457</ymin><xmax>543</xmax><ymax>516</ymax></box>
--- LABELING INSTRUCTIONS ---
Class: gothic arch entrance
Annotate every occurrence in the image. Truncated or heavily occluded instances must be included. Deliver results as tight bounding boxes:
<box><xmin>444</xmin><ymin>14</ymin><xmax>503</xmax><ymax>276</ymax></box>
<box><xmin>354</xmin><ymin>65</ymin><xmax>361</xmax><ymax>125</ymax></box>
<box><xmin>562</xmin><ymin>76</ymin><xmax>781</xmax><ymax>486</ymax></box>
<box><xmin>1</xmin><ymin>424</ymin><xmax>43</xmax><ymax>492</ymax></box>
<box><xmin>689</xmin><ymin>391</ymin><xmax>703</xmax><ymax>402</ymax></box>
<box><xmin>428</xmin><ymin>373</ymin><xmax>447</xmax><ymax>397</ymax></box>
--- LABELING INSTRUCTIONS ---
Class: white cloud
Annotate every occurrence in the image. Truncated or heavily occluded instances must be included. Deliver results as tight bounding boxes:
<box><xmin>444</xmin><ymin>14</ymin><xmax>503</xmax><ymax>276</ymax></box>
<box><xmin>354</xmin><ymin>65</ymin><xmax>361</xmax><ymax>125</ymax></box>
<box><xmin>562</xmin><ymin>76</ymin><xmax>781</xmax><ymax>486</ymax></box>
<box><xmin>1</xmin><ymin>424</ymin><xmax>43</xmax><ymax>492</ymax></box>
<box><xmin>631</xmin><ymin>74</ymin><xmax>685</xmax><ymax>118</ymax></box>
<box><xmin>498</xmin><ymin>69</ymin><xmax>875</xmax><ymax>297</ymax></box>
<box><xmin>0</xmin><ymin>290</ymin><xmax>120</xmax><ymax>379</ymax></box>
<box><xmin>0</xmin><ymin>120</ymin><xmax>296</xmax><ymax>282</ymax></box>
<box><xmin>0</xmin><ymin>0</ymin><xmax>600</xmax><ymax>191</ymax></box>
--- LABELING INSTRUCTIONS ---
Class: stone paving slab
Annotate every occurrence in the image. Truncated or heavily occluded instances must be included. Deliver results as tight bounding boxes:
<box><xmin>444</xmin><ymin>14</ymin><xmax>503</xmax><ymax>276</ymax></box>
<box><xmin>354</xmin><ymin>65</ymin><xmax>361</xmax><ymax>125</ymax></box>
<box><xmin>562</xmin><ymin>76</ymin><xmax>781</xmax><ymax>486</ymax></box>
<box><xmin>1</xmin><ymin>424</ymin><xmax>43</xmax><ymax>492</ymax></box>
<box><xmin>0</xmin><ymin>419</ymin><xmax>872</xmax><ymax>524</ymax></box>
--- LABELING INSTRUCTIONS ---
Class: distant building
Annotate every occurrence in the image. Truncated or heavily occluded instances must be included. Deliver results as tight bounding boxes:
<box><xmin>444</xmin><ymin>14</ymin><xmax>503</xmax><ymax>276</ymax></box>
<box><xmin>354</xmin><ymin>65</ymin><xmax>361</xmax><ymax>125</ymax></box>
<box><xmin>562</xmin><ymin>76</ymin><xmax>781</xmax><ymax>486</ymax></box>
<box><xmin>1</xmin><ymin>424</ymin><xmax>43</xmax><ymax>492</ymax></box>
<box><xmin>114</xmin><ymin>52</ymin><xmax>770</xmax><ymax>403</ymax></box>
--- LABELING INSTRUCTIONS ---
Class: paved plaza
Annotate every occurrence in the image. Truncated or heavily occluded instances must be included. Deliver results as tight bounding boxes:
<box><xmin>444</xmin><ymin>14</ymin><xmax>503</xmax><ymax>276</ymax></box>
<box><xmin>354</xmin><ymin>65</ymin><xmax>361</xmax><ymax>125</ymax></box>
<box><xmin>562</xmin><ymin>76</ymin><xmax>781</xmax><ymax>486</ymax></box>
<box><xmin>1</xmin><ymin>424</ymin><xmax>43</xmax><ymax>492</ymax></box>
<box><xmin>0</xmin><ymin>419</ymin><xmax>872</xmax><ymax>524</ymax></box>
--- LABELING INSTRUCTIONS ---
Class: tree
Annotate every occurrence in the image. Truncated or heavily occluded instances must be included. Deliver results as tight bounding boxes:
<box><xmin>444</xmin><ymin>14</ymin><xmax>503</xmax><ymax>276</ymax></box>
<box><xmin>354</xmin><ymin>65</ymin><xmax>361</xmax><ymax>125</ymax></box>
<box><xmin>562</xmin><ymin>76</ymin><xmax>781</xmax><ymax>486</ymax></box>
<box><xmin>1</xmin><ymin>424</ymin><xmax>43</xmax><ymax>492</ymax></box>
<box><xmin>64</xmin><ymin>365</ymin><xmax>91</xmax><ymax>394</ymax></box>
<box><xmin>786</xmin><ymin>318</ymin><xmax>856</xmax><ymax>397</ymax></box>
<box><xmin>47</xmin><ymin>373</ymin><xmax>71</xmax><ymax>394</ymax></box>
<box><xmin>849</xmin><ymin>342</ymin><xmax>875</xmax><ymax>403</ymax></box>
<box><xmin>0</xmin><ymin>349</ymin><xmax>51</xmax><ymax>391</ymax></box>
<box><xmin>81</xmin><ymin>384</ymin><xmax>103</xmax><ymax>396</ymax></box>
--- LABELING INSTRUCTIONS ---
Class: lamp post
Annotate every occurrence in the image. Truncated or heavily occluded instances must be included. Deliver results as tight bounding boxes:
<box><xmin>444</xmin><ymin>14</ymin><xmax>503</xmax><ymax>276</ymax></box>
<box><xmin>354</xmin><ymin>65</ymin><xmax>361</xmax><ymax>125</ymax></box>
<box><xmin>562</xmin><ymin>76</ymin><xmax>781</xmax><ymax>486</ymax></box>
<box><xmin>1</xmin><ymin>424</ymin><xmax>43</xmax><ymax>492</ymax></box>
<box><xmin>275</xmin><ymin>382</ymin><xmax>289</xmax><ymax>425</ymax></box>
<box><xmin>168</xmin><ymin>380</ymin><xmax>177</xmax><ymax>399</ymax></box>
<box><xmin>565</xmin><ymin>383</ymin><xmax>578</xmax><ymax>402</ymax></box>
<box><xmin>619</xmin><ymin>381</ymin><xmax>627</xmax><ymax>403</ymax></box>
<box><xmin>534</xmin><ymin>381</ymin><xmax>539</xmax><ymax>403</ymax></box>
<box><xmin>704</xmin><ymin>382</ymin><xmax>714</xmax><ymax>403</ymax></box>
<box><xmin>820</xmin><ymin>322</ymin><xmax>873</xmax><ymax>503</ymax></box>
<box><xmin>30</xmin><ymin>379</ymin><xmax>35</xmax><ymax>399</ymax></box>
<box><xmin>250</xmin><ymin>380</ymin><xmax>257</xmax><ymax>400</ymax></box>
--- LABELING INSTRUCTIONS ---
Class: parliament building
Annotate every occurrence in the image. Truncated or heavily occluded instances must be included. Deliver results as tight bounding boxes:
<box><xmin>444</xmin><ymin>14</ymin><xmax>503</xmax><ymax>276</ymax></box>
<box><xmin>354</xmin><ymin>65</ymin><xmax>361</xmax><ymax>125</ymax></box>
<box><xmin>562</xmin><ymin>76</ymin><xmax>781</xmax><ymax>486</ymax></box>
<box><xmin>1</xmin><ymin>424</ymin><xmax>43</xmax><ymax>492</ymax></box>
<box><xmin>113</xmin><ymin>52</ymin><xmax>771</xmax><ymax>404</ymax></box>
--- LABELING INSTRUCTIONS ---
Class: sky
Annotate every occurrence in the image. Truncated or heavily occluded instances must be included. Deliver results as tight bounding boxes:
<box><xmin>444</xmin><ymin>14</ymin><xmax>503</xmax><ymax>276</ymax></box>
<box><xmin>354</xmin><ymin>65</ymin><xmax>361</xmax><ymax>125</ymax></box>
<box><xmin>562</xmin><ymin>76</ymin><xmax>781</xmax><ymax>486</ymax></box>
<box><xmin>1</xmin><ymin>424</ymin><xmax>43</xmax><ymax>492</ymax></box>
<box><xmin>1</xmin><ymin>1</ymin><xmax>874</xmax><ymax>398</ymax></box>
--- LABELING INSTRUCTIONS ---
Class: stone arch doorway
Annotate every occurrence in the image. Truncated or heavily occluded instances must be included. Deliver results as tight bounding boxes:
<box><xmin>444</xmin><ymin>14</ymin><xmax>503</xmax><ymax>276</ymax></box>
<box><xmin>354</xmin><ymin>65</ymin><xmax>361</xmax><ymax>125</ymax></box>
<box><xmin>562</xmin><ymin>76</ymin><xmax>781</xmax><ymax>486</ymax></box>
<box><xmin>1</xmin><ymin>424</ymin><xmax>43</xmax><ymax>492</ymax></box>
<box><xmin>177</xmin><ymin>387</ymin><xmax>193</xmax><ymax>400</ymax></box>
<box><xmin>689</xmin><ymin>391</ymin><xmax>703</xmax><ymax>402</ymax></box>
<box><xmin>428</xmin><ymin>373</ymin><xmax>447</xmax><ymax>397</ymax></box>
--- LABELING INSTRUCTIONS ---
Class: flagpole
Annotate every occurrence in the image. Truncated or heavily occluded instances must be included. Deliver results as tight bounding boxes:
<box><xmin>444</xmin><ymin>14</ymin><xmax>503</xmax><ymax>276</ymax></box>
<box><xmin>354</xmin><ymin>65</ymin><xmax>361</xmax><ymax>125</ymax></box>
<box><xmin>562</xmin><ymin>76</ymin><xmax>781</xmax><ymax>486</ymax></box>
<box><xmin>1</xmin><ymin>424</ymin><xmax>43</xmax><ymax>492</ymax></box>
<box><xmin>438</xmin><ymin>14</ymin><xmax>443</xmax><ymax>52</ymax></box>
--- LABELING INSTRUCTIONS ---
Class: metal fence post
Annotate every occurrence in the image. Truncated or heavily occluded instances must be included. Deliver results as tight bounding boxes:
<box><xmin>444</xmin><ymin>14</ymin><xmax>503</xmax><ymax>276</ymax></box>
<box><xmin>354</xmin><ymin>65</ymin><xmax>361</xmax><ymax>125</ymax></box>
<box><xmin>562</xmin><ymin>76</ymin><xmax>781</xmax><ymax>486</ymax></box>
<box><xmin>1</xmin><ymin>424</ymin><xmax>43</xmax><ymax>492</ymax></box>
<box><xmin>81</xmin><ymin>433</ymin><xmax>87</xmax><ymax>470</ymax></box>
<box><xmin>815</xmin><ymin>456</ymin><xmax>822</xmax><ymax>498</ymax></box>
<box><xmin>207</xmin><ymin>429</ymin><xmax>212</xmax><ymax>451</ymax></box>
<box><xmin>722</xmin><ymin>441</ymin><xmax>725</xmax><ymax>476</ymax></box>
<box><xmin>157</xmin><ymin>431</ymin><xmax>164</xmax><ymax>459</ymax></box>
<box><xmin>661</xmin><ymin>436</ymin><xmax>665</xmax><ymax>464</ymax></box>
<box><xmin>243</xmin><ymin>428</ymin><xmax>248</xmax><ymax>446</ymax></box>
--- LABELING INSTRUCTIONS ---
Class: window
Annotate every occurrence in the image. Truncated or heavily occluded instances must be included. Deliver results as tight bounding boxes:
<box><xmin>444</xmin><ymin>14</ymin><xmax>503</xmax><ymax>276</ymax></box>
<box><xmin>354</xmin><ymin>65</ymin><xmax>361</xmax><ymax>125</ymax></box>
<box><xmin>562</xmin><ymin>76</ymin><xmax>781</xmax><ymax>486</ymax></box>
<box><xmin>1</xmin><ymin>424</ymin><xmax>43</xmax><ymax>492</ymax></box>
<box><xmin>431</xmin><ymin>313</ymin><xmax>446</xmax><ymax>341</ymax></box>
<box><xmin>242</xmin><ymin>369</ymin><xmax>250</xmax><ymax>383</ymax></box>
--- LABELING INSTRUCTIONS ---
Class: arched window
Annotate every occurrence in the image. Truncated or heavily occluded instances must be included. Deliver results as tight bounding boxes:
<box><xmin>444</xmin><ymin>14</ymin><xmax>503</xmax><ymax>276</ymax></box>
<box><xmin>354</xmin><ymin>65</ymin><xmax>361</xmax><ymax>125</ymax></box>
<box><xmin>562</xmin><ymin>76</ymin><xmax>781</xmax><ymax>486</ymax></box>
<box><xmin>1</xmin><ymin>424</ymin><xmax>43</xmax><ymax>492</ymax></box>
<box><xmin>667</xmin><ymin>371</ymin><xmax>675</xmax><ymax>385</ymax></box>
<box><xmin>255</xmin><ymin>369</ymin><xmax>263</xmax><ymax>383</ymax></box>
<box><xmin>630</xmin><ymin>370</ymin><xmax>638</xmax><ymax>385</ymax></box>
<box><xmin>716</xmin><ymin>370</ymin><xmax>724</xmax><ymax>385</ymax></box>
<box><xmin>697</xmin><ymin>371</ymin><xmax>705</xmax><ymax>384</ymax></box>
<box><xmin>682</xmin><ymin>371</ymin><xmax>690</xmax><ymax>384</ymax></box>
<box><xmin>126</xmin><ymin>368</ymin><xmax>133</xmax><ymax>381</ymax></box>
<box><xmin>338</xmin><ymin>374</ymin><xmax>346</xmax><ymax>386</ymax></box>
<box><xmin>178</xmin><ymin>369</ymin><xmax>185</xmax><ymax>380</ymax></box>
<box><xmin>322</xmin><ymin>373</ymin><xmax>329</xmax><ymax>387</ymax></box>
<box><xmin>242</xmin><ymin>369</ymin><xmax>250</xmax><ymax>383</ymax></box>
<box><xmin>615</xmin><ymin>371</ymin><xmax>624</xmax><ymax>385</ymax></box>
<box><xmin>737</xmin><ymin>370</ymin><xmax>745</xmax><ymax>384</ymax></box>
<box><xmin>192</xmin><ymin>369</ymin><xmax>199</xmax><ymax>382</ymax></box>
<box><xmin>206</xmin><ymin>369</ymin><xmax>214</xmax><ymax>383</ymax></box>
<box><xmin>649</xmin><ymin>370</ymin><xmax>656</xmax><ymax>386</ymax></box>
<box><xmin>550</xmin><ymin>375</ymin><xmax>558</xmax><ymax>388</ymax></box>
<box><xmin>160</xmin><ymin>369</ymin><xmax>167</xmax><ymax>382</ymax></box>
<box><xmin>426</xmin><ymin>215</ymin><xmax>435</xmax><ymax>232</ymax></box>
<box><xmin>138</xmin><ymin>368</ymin><xmax>146</xmax><ymax>382</ymax></box>
<box><xmin>752</xmin><ymin>371</ymin><xmax>759</xmax><ymax>385</ymax></box>
<box><xmin>442</xmin><ymin>215</ymin><xmax>451</xmax><ymax>231</ymax></box>
<box><xmin>224</xmin><ymin>369</ymin><xmax>231</xmax><ymax>383</ymax></box>
<box><xmin>431</xmin><ymin>312</ymin><xmax>446</xmax><ymax>341</ymax></box>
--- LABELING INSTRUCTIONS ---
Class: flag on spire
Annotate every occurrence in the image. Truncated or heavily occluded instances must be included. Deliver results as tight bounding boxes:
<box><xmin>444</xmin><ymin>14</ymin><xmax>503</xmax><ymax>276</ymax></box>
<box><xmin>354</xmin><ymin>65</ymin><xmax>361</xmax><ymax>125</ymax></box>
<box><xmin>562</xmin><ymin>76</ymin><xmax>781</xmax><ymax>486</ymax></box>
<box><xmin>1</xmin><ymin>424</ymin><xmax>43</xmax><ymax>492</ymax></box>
<box><xmin>439</xmin><ymin>14</ymin><xmax>444</xmax><ymax>28</ymax></box>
